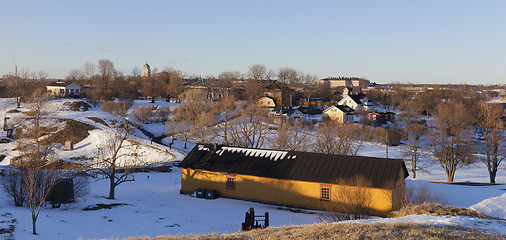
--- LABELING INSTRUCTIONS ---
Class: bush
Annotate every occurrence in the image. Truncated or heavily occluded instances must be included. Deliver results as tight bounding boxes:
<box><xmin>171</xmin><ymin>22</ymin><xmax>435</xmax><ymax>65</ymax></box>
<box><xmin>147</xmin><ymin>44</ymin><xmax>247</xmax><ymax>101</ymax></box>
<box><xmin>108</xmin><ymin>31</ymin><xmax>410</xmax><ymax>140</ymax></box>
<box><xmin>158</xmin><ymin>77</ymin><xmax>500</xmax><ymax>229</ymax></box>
<box><xmin>131</xmin><ymin>106</ymin><xmax>155</xmax><ymax>123</ymax></box>
<box><xmin>388</xmin><ymin>203</ymin><xmax>498</xmax><ymax>219</ymax></box>
<box><xmin>320</xmin><ymin>175</ymin><xmax>373</xmax><ymax>221</ymax></box>
<box><xmin>131</xmin><ymin>105</ymin><xmax>172</xmax><ymax>124</ymax></box>
<box><xmin>0</xmin><ymin>168</ymin><xmax>25</xmax><ymax>207</ymax></box>
<box><xmin>64</xmin><ymin>101</ymin><xmax>92</xmax><ymax>112</ymax></box>
<box><xmin>101</xmin><ymin>101</ymin><xmax>129</xmax><ymax>117</ymax></box>
<box><xmin>403</xmin><ymin>184</ymin><xmax>445</xmax><ymax>207</ymax></box>
<box><xmin>374</xmin><ymin>127</ymin><xmax>403</xmax><ymax>146</ymax></box>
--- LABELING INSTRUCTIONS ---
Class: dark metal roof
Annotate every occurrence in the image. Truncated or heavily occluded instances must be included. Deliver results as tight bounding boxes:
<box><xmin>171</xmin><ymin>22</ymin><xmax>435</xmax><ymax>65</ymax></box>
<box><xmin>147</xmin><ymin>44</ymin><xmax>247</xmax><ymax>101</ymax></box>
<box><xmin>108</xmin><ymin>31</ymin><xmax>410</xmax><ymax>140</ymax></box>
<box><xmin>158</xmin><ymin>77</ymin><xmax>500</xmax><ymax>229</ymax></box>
<box><xmin>46</xmin><ymin>81</ymin><xmax>67</xmax><ymax>87</ymax></box>
<box><xmin>179</xmin><ymin>145</ymin><xmax>408</xmax><ymax>189</ymax></box>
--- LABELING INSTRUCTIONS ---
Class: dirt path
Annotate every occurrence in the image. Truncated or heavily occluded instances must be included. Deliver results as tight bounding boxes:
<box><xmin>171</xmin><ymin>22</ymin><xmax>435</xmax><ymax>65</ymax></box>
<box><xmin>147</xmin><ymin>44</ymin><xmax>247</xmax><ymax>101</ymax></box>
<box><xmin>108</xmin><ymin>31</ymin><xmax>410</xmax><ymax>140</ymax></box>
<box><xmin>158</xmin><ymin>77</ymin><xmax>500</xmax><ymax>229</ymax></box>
<box><xmin>135</xmin><ymin>126</ymin><xmax>169</xmax><ymax>147</ymax></box>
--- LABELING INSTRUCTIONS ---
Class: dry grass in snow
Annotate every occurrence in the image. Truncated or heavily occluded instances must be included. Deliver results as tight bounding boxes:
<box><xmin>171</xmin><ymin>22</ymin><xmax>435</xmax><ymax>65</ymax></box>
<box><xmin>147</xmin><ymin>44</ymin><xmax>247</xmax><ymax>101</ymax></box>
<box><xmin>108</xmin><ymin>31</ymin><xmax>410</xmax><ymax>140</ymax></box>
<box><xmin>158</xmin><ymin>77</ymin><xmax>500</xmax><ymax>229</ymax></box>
<box><xmin>118</xmin><ymin>222</ymin><xmax>504</xmax><ymax>240</ymax></box>
<box><xmin>389</xmin><ymin>203</ymin><xmax>502</xmax><ymax>220</ymax></box>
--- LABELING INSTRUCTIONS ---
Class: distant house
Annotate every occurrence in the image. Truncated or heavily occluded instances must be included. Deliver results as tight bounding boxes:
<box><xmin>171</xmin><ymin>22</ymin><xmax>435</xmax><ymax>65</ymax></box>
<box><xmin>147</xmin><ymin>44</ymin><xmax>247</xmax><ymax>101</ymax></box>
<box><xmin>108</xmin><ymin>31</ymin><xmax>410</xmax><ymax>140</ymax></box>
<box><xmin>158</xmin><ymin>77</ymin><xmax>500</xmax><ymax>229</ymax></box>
<box><xmin>185</xmin><ymin>86</ymin><xmax>231</xmax><ymax>101</ymax></box>
<box><xmin>258</xmin><ymin>96</ymin><xmax>276</xmax><ymax>108</ymax></box>
<box><xmin>322</xmin><ymin>105</ymin><xmax>354</xmax><ymax>123</ymax></box>
<box><xmin>179</xmin><ymin>144</ymin><xmax>408</xmax><ymax>216</ymax></box>
<box><xmin>338</xmin><ymin>95</ymin><xmax>375</xmax><ymax>111</ymax></box>
<box><xmin>369</xmin><ymin>111</ymin><xmax>396</xmax><ymax>124</ymax></box>
<box><xmin>283</xmin><ymin>109</ymin><xmax>305</xmax><ymax>120</ymax></box>
<box><xmin>262</xmin><ymin>83</ymin><xmax>295</xmax><ymax>107</ymax></box>
<box><xmin>317</xmin><ymin>77</ymin><xmax>370</xmax><ymax>89</ymax></box>
<box><xmin>46</xmin><ymin>82</ymin><xmax>81</xmax><ymax>98</ymax></box>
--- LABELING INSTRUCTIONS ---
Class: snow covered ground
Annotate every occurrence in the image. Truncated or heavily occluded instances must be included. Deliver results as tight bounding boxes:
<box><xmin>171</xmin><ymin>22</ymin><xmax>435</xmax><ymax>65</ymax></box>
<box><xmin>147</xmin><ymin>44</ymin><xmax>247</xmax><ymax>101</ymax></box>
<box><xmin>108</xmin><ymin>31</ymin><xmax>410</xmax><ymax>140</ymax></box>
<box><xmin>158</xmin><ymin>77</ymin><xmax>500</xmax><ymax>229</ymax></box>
<box><xmin>0</xmin><ymin>98</ymin><xmax>505</xmax><ymax>239</ymax></box>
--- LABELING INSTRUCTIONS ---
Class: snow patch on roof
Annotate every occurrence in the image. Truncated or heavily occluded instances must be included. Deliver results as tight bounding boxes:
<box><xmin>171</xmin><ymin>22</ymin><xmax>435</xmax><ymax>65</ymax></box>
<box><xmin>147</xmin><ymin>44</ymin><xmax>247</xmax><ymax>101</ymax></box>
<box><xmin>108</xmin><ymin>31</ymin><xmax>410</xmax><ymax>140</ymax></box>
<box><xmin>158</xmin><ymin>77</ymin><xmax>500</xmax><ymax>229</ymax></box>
<box><xmin>198</xmin><ymin>145</ymin><xmax>210</xmax><ymax>151</ymax></box>
<box><xmin>216</xmin><ymin>147</ymin><xmax>288</xmax><ymax>161</ymax></box>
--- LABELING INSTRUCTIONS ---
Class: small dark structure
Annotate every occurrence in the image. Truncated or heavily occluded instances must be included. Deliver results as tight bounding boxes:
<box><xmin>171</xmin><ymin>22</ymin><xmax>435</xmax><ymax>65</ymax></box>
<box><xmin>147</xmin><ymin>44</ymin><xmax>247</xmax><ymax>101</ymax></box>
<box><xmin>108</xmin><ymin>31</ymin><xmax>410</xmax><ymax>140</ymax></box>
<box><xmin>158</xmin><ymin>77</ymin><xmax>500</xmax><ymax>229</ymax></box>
<box><xmin>47</xmin><ymin>178</ymin><xmax>74</xmax><ymax>208</ymax></box>
<box><xmin>205</xmin><ymin>190</ymin><xmax>217</xmax><ymax>199</ymax></box>
<box><xmin>369</xmin><ymin>111</ymin><xmax>396</xmax><ymax>124</ymax></box>
<box><xmin>195</xmin><ymin>189</ymin><xmax>206</xmax><ymax>198</ymax></box>
<box><xmin>194</xmin><ymin>189</ymin><xmax>218</xmax><ymax>199</ymax></box>
<box><xmin>3</xmin><ymin>116</ymin><xmax>14</xmax><ymax>138</ymax></box>
<box><xmin>242</xmin><ymin>208</ymin><xmax>269</xmax><ymax>231</ymax></box>
<box><xmin>65</xmin><ymin>140</ymin><xmax>74</xmax><ymax>151</ymax></box>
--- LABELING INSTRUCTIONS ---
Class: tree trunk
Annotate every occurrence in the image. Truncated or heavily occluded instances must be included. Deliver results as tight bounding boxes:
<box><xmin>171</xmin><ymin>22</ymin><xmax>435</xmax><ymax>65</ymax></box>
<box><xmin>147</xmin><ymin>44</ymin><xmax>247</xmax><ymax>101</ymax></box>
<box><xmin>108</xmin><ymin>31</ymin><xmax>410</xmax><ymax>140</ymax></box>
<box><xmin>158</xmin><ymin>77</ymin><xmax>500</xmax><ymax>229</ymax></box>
<box><xmin>489</xmin><ymin>170</ymin><xmax>496</xmax><ymax>184</ymax></box>
<box><xmin>107</xmin><ymin>177</ymin><xmax>116</xmax><ymax>199</ymax></box>
<box><xmin>412</xmin><ymin>163</ymin><xmax>416</xmax><ymax>179</ymax></box>
<box><xmin>446</xmin><ymin>171</ymin><xmax>454</xmax><ymax>182</ymax></box>
<box><xmin>108</xmin><ymin>171</ymin><xmax>116</xmax><ymax>199</ymax></box>
<box><xmin>32</xmin><ymin>215</ymin><xmax>37</xmax><ymax>235</ymax></box>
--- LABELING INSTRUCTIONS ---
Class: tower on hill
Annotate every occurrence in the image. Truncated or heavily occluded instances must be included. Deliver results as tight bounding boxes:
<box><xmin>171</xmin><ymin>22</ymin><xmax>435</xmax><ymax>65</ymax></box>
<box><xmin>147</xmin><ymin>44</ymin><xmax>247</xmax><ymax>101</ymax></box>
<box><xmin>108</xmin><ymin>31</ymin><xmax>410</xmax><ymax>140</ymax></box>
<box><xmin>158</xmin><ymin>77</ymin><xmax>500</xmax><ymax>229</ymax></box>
<box><xmin>141</xmin><ymin>62</ymin><xmax>151</xmax><ymax>78</ymax></box>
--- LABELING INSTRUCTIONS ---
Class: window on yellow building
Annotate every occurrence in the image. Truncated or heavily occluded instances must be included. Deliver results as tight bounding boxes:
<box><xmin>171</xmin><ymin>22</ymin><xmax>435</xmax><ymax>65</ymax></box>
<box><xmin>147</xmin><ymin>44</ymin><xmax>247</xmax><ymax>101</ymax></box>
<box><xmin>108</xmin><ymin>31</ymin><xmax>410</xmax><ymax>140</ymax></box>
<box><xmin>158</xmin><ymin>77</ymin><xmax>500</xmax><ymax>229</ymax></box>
<box><xmin>226</xmin><ymin>176</ymin><xmax>235</xmax><ymax>190</ymax></box>
<box><xmin>321</xmin><ymin>186</ymin><xmax>330</xmax><ymax>200</ymax></box>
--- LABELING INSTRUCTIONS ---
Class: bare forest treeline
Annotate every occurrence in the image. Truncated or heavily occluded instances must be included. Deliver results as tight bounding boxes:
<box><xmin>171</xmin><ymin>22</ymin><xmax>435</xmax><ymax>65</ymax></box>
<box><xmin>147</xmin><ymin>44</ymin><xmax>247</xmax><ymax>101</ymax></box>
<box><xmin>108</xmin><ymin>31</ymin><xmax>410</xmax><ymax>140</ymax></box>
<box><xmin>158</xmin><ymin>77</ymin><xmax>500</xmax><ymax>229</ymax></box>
<box><xmin>2</xmin><ymin>60</ymin><xmax>505</xmax><ymax>184</ymax></box>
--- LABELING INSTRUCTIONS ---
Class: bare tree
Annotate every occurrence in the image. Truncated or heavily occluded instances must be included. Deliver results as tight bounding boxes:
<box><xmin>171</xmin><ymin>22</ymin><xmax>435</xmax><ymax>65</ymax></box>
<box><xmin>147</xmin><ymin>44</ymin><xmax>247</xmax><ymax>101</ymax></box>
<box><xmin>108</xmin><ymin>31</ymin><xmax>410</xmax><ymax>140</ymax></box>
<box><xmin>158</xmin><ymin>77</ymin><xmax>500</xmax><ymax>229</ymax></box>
<box><xmin>192</xmin><ymin>114</ymin><xmax>217</xmax><ymax>144</ymax></box>
<box><xmin>321</xmin><ymin>175</ymin><xmax>373</xmax><ymax>221</ymax></box>
<box><xmin>229</xmin><ymin>105</ymin><xmax>268</xmax><ymax>148</ymax></box>
<box><xmin>82</xmin><ymin>62</ymin><xmax>97</xmax><ymax>87</ymax></box>
<box><xmin>6</xmin><ymin>74</ymin><xmax>27</xmax><ymax>108</ymax></box>
<box><xmin>26</xmin><ymin>89</ymin><xmax>52</xmax><ymax>136</ymax></box>
<box><xmin>19</xmin><ymin>145</ymin><xmax>59</xmax><ymax>235</ymax></box>
<box><xmin>142</xmin><ymin>68</ymin><xmax>166</xmax><ymax>103</ymax></box>
<box><xmin>404</xmin><ymin>123</ymin><xmax>426</xmax><ymax>179</ymax></box>
<box><xmin>37</xmin><ymin>71</ymin><xmax>48</xmax><ymax>81</ymax></box>
<box><xmin>66</xmin><ymin>69</ymin><xmax>84</xmax><ymax>82</ymax></box>
<box><xmin>11</xmin><ymin>88</ymin><xmax>59</xmax><ymax>235</ymax></box>
<box><xmin>300</xmin><ymin>73</ymin><xmax>318</xmax><ymax>85</ymax></box>
<box><xmin>271</xmin><ymin>122</ymin><xmax>310</xmax><ymax>151</ymax></box>
<box><xmin>171</xmin><ymin>89</ymin><xmax>216</xmax><ymax>147</ymax></box>
<box><xmin>244</xmin><ymin>80</ymin><xmax>262</xmax><ymax>102</ymax></box>
<box><xmin>477</xmin><ymin>101</ymin><xmax>505</xmax><ymax>183</ymax></box>
<box><xmin>218</xmin><ymin>71</ymin><xmax>240</xmax><ymax>88</ymax></box>
<box><xmin>132</xmin><ymin>67</ymin><xmax>141</xmax><ymax>78</ymax></box>
<box><xmin>93</xmin><ymin>120</ymin><xmax>140</xmax><ymax>199</ymax></box>
<box><xmin>97</xmin><ymin>59</ymin><xmax>116</xmax><ymax>91</ymax></box>
<box><xmin>166</xmin><ymin>71</ymin><xmax>184</xmax><ymax>102</ymax></box>
<box><xmin>248</xmin><ymin>64</ymin><xmax>267</xmax><ymax>81</ymax></box>
<box><xmin>0</xmin><ymin>167</ymin><xmax>25</xmax><ymax>207</ymax></box>
<box><xmin>277</xmin><ymin>67</ymin><xmax>300</xmax><ymax>85</ymax></box>
<box><xmin>215</xmin><ymin>96</ymin><xmax>238</xmax><ymax>145</ymax></box>
<box><xmin>171</xmin><ymin>120</ymin><xmax>192</xmax><ymax>149</ymax></box>
<box><xmin>315</xmin><ymin>122</ymin><xmax>362</xmax><ymax>156</ymax></box>
<box><xmin>430</xmin><ymin>101</ymin><xmax>474</xmax><ymax>182</ymax></box>
<box><xmin>399</xmin><ymin>99</ymin><xmax>420</xmax><ymax>128</ymax></box>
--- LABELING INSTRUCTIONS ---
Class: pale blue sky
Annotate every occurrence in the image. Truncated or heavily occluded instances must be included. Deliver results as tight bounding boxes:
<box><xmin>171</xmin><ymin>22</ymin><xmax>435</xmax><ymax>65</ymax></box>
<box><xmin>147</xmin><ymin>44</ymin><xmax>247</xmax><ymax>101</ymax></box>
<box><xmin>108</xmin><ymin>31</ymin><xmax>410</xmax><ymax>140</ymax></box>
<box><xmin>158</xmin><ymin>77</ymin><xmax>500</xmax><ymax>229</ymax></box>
<box><xmin>1</xmin><ymin>0</ymin><xmax>505</xmax><ymax>84</ymax></box>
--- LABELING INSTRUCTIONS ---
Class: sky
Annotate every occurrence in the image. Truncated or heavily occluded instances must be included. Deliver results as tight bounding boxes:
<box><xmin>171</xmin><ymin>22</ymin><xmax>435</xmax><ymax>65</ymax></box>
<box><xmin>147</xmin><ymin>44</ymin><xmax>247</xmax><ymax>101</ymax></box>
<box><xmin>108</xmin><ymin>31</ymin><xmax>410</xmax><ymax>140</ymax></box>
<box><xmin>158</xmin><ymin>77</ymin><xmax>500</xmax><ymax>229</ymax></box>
<box><xmin>1</xmin><ymin>0</ymin><xmax>505</xmax><ymax>84</ymax></box>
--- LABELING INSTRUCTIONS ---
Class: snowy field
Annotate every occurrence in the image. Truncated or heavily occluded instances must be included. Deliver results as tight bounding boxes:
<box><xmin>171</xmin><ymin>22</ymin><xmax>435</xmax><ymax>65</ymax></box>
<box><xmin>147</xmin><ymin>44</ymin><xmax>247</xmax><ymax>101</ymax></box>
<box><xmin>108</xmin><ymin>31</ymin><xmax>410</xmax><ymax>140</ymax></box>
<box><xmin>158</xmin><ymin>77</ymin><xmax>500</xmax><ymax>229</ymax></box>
<box><xmin>0</xmin><ymin>98</ymin><xmax>505</xmax><ymax>239</ymax></box>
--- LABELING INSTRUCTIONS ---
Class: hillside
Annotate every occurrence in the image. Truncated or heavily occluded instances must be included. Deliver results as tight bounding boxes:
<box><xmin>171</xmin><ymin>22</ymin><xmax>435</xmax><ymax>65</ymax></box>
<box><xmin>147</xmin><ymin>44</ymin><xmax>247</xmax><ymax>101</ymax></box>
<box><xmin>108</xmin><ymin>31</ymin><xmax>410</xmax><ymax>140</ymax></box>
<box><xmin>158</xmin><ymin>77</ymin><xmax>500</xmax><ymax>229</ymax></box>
<box><xmin>122</xmin><ymin>222</ymin><xmax>504</xmax><ymax>240</ymax></box>
<box><xmin>0</xmin><ymin>98</ymin><xmax>505</xmax><ymax>239</ymax></box>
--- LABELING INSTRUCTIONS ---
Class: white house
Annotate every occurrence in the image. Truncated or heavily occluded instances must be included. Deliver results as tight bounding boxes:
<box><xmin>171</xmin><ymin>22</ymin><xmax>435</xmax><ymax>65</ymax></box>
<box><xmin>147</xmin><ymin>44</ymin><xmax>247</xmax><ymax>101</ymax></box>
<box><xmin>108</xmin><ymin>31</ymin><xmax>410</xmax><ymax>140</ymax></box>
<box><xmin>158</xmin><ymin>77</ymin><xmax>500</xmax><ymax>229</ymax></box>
<box><xmin>283</xmin><ymin>109</ymin><xmax>305</xmax><ymax>120</ymax></box>
<box><xmin>46</xmin><ymin>82</ymin><xmax>82</xmax><ymax>97</ymax></box>
<box><xmin>338</xmin><ymin>95</ymin><xmax>375</xmax><ymax>111</ymax></box>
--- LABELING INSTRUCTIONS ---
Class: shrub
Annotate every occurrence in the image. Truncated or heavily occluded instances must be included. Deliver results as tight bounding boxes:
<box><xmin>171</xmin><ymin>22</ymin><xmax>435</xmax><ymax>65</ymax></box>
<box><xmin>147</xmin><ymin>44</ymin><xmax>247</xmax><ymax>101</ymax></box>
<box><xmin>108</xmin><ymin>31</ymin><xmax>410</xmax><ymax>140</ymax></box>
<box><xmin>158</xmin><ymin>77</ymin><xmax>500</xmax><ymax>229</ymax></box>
<box><xmin>320</xmin><ymin>175</ymin><xmax>373</xmax><ymax>221</ymax></box>
<box><xmin>64</xmin><ymin>101</ymin><xmax>92</xmax><ymax>112</ymax></box>
<box><xmin>101</xmin><ymin>101</ymin><xmax>129</xmax><ymax>117</ymax></box>
<box><xmin>388</xmin><ymin>203</ymin><xmax>498</xmax><ymax>219</ymax></box>
<box><xmin>403</xmin><ymin>184</ymin><xmax>445</xmax><ymax>206</ymax></box>
<box><xmin>374</xmin><ymin>127</ymin><xmax>403</xmax><ymax>146</ymax></box>
<box><xmin>131</xmin><ymin>106</ymin><xmax>155</xmax><ymax>123</ymax></box>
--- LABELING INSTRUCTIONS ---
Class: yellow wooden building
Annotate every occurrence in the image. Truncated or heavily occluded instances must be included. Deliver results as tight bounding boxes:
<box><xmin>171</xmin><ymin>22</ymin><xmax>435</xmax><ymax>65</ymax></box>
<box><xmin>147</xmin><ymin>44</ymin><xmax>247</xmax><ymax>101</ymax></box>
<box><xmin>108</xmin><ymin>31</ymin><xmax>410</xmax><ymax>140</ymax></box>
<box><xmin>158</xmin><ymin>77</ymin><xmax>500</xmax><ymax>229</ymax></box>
<box><xmin>257</xmin><ymin>96</ymin><xmax>276</xmax><ymax>108</ymax></box>
<box><xmin>322</xmin><ymin>105</ymin><xmax>355</xmax><ymax>123</ymax></box>
<box><xmin>179</xmin><ymin>145</ymin><xmax>408</xmax><ymax>216</ymax></box>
